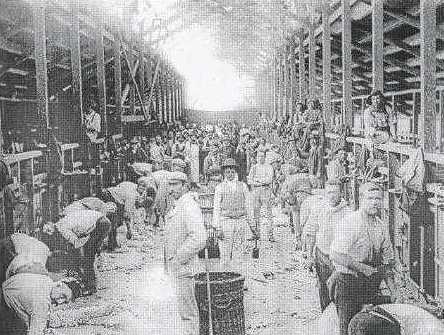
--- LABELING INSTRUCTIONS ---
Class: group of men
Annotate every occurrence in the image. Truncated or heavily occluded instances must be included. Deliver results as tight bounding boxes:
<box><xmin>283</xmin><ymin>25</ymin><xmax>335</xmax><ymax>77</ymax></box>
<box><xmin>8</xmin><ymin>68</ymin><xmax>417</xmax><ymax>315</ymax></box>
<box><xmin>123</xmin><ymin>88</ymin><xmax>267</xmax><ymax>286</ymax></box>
<box><xmin>1</xmin><ymin>103</ymin><xmax>442</xmax><ymax>335</ymax></box>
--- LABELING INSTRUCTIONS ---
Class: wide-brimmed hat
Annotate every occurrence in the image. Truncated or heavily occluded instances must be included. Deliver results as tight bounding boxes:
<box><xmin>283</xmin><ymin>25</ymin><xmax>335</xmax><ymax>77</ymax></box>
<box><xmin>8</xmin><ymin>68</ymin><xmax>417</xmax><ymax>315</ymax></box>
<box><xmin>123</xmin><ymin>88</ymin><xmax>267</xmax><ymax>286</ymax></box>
<box><xmin>207</xmin><ymin>166</ymin><xmax>222</xmax><ymax>176</ymax></box>
<box><xmin>221</xmin><ymin>158</ymin><xmax>238</xmax><ymax>170</ymax></box>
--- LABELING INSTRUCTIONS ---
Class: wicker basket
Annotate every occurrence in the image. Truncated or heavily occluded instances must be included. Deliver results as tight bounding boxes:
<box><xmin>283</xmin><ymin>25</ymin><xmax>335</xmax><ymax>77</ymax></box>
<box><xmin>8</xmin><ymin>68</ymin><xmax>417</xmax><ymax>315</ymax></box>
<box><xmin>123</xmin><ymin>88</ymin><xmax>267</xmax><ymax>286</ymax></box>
<box><xmin>195</xmin><ymin>272</ymin><xmax>245</xmax><ymax>335</ymax></box>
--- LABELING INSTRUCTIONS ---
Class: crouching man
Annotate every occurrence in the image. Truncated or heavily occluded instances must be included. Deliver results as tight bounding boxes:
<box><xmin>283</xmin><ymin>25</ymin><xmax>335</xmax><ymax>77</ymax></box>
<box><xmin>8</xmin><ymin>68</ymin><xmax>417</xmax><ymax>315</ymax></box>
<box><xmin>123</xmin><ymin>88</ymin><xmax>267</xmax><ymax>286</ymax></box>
<box><xmin>100</xmin><ymin>178</ymin><xmax>156</xmax><ymax>250</ymax></box>
<box><xmin>41</xmin><ymin>209</ymin><xmax>111</xmax><ymax>295</ymax></box>
<box><xmin>0</xmin><ymin>233</ymin><xmax>79</xmax><ymax>335</ymax></box>
<box><xmin>164</xmin><ymin>172</ymin><xmax>207</xmax><ymax>335</ymax></box>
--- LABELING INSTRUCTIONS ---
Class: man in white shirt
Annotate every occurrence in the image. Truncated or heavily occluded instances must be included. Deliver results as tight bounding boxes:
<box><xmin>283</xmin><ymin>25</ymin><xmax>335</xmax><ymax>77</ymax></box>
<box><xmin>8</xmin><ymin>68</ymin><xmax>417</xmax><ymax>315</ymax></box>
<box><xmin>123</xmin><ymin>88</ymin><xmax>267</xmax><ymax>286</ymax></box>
<box><xmin>0</xmin><ymin>233</ymin><xmax>78</xmax><ymax>335</ymax></box>
<box><xmin>213</xmin><ymin>159</ymin><xmax>254</xmax><ymax>274</ymax></box>
<box><xmin>164</xmin><ymin>171</ymin><xmax>207</xmax><ymax>335</ymax></box>
<box><xmin>248</xmin><ymin>151</ymin><xmax>274</xmax><ymax>242</ymax></box>
<box><xmin>330</xmin><ymin>182</ymin><xmax>400</xmax><ymax>335</ymax></box>
<box><xmin>84</xmin><ymin>102</ymin><xmax>101</xmax><ymax>169</ymax></box>
<box><xmin>303</xmin><ymin>180</ymin><xmax>352</xmax><ymax>311</ymax></box>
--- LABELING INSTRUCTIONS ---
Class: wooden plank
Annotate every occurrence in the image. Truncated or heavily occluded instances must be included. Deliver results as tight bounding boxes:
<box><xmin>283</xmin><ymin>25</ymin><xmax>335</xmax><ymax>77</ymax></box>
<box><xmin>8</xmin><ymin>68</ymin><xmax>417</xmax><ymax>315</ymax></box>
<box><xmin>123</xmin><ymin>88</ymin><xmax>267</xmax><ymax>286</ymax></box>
<box><xmin>95</xmin><ymin>12</ymin><xmax>107</xmax><ymax>137</ymax></box>
<box><xmin>33</xmin><ymin>2</ymin><xmax>49</xmax><ymax>131</ymax></box>
<box><xmin>283</xmin><ymin>50</ymin><xmax>288</xmax><ymax>117</ymax></box>
<box><xmin>298</xmin><ymin>30</ymin><xmax>307</xmax><ymax>102</ymax></box>
<box><xmin>372</xmin><ymin>0</ymin><xmax>384</xmax><ymax>92</ymax></box>
<box><xmin>322</xmin><ymin>1</ymin><xmax>332</xmax><ymax>129</ymax></box>
<box><xmin>342</xmin><ymin>0</ymin><xmax>353</xmax><ymax>127</ymax></box>
<box><xmin>308</xmin><ymin>22</ymin><xmax>316</xmax><ymax>101</ymax></box>
<box><xmin>420</xmin><ymin>0</ymin><xmax>437</xmax><ymax>152</ymax></box>
<box><xmin>272</xmin><ymin>56</ymin><xmax>277</xmax><ymax>120</ymax></box>
<box><xmin>114</xmin><ymin>33</ymin><xmax>122</xmax><ymax>134</ymax></box>
<box><xmin>70</xmin><ymin>0</ymin><xmax>83</xmax><ymax>129</ymax></box>
<box><xmin>440</xmin><ymin>90</ymin><xmax>444</xmax><ymax>152</ymax></box>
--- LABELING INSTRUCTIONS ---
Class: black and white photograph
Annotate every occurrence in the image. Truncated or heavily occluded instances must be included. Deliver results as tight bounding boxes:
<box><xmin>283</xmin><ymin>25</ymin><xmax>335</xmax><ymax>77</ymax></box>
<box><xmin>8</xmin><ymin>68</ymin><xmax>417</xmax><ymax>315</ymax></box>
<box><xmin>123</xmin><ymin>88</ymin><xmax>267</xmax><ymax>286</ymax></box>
<box><xmin>1</xmin><ymin>0</ymin><xmax>444</xmax><ymax>334</ymax></box>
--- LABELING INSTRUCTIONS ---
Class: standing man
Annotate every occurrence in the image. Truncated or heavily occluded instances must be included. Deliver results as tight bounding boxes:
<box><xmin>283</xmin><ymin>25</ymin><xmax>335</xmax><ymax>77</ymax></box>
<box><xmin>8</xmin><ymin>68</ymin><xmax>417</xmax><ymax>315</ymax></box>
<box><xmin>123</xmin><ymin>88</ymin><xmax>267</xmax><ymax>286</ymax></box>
<box><xmin>248</xmin><ymin>151</ymin><xmax>274</xmax><ymax>242</ymax></box>
<box><xmin>303</xmin><ymin>180</ymin><xmax>351</xmax><ymax>311</ymax></box>
<box><xmin>84</xmin><ymin>101</ymin><xmax>101</xmax><ymax>170</ymax></box>
<box><xmin>164</xmin><ymin>171</ymin><xmax>207</xmax><ymax>335</ymax></box>
<box><xmin>330</xmin><ymin>182</ymin><xmax>400</xmax><ymax>335</ymax></box>
<box><xmin>213</xmin><ymin>159</ymin><xmax>254</xmax><ymax>274</ymax></box>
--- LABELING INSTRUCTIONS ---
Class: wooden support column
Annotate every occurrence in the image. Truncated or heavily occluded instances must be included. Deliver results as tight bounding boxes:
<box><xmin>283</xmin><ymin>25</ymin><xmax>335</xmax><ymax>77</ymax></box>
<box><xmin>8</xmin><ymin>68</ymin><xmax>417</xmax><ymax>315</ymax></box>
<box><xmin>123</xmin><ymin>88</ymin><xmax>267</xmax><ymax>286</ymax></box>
<box><xmin>70</xmin><ymin>0</ymin><xmax>83</xmax><ymax>129</ymax></box>
<box><xmin>322</xmin><ymin>1</ymin><xmax>332</xmax><ymax>129</ymax></box>
<box><xmin>95</xmin><ymin>13</ymin><xmax>107</xmax><ymax>136</ymax></box>
<box><xmin>289</xmin><ymin>60</ymin><xmax>295</xmax><ymax>116</ymax></box>
<box><xmin>172</xmin><ymin>80</ymin><xmax>177</xmax><ymax>123</ymax></box>
<box><xmin>113</xmin><ymin>34</ymin><xmax>122</xmax><ymax>134</ymax></box>
<box><xmin>420</xmin><ymin>0</ymin><xmax>437</xmax><ymax>152</ymax></box>
<box><xmin>308</xmin><ymin>22</ymin><xmax>316</xmax><ymax>101</ymax></box>
<box><xmin>372</xmin><ymin>0</ymin><xmax>384</xmax><ymax>92</ymax></box>
<box><xmin>298</xmin><ymin>30</ymin><xmax>307</xmax><ymax>103</ymax></box>
<box><xmin>33</xmin><ymin>2</ymin><xmax>49</xmax><ymax>131</ymax></box>
<box><xmin>163</xmin><ymin>68</ymin><xmax>169</xmax><ymax>124</ymax></box>
<box><xmin>342</xmin><ymin>0</ymin><xmax>353</xmax><ymax>128</ymax></box>
<box><xmin>283</xmin><ymin>50</ymin><xmax>288</xmax><ymax>117</ymax></box>
<box><xmin>272</xmin><ymin>55</ymin><xmax>279</xmax><ymax>120</ymax></box>
<box><xmin>159</xmin><ymin>65</ymin><xmax>165</xmax><ymax>124</ymax></box>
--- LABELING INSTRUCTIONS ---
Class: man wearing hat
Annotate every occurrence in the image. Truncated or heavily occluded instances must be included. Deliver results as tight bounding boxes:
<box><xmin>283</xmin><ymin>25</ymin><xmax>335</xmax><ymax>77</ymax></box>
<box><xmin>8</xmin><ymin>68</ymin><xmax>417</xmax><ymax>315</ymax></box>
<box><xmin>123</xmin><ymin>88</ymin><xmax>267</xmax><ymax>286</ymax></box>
<box><xmin>164</xmin><ymin>171</ymin><xmax>207</xmax><ymax>335</ymax></box>
<box><xmin>213</xmin><ymin>158</ymin><xmax>253</xmax><ymax>274</ymax></box>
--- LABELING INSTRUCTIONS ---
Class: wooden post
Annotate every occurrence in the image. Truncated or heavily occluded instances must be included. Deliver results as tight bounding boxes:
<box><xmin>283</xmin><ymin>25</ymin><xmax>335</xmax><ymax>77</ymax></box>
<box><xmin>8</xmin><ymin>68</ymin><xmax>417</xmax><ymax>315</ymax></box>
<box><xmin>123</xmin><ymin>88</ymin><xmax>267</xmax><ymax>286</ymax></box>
<box><xmin>420</xmin><ymin>0</ymin><xmax>437</xmax><ymax>152</ymax></box>
<box><xmin>95</xmin><ymin>13</ymin><xmax>107</xmax><ymax>136</ymax></box>
<box><xmin>298</xmin><ymin>29</ymin><xmax>307</xmax><ymax>103</ymax></box>
<box><xmin>322</xmin><ymin>1</ymin><xmax>332</xmax><ymax>129</ymax></box>
<box><xmin>308</xmin><ymin>22</ymin><xmax>316</xmax><ymax>101</ymax></box>
<box><xmin>33</xmin><ymin>2</ymin><xmax>49</xmax><ymax>131</ymax></box>
<box><xmin>372</xmin><ymin>0</ymin><xmax>384</xmax><ymax>92</ymax></box>
<box><xmin>283</xmin><ymin>49</ymin><xmax>288</xmax><ymax>117</ymax></box>
<box><xmin>289</xmin><ymin>60</ymin><xmax>294</xmax><ymax>117</ymax></box>
<box><xmin>342</xmin><ymin>0</ymin><xmax>353</xmax><ymax>128</ymax></box>
<box><xmin>70</xmin><ymin>0</ymin><xmax>83</xmax><ymax>130</ymax></box>
<box><xmin>272</xmin><ymin>56</ymin><xmax>276</xmax><ymax>120</ymax></box>
<box><xmin>275</xmin><ymin>54</ymin><xmax>281</xmax><ymax>120</ymax></box>
<box><xmin>437</xmin><ymin>91</ymin><xmax>444</xmax><ymax>152</ymax></box>
<box><xmin>114</xmin><ymin>34</ymin><xmax>122</xmax><ymax>134</ymax></box>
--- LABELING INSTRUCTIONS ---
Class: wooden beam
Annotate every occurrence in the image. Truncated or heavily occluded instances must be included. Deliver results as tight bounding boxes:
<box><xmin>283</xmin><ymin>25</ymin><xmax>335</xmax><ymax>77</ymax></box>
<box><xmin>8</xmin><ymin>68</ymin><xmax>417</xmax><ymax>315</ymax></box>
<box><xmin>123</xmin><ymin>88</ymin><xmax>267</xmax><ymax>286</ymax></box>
<box><xmin>95</xmin><ymin>10</ymin><xmax>107</xmax><ymax>137</ymax></box>
<box><xmin>308</xmin><ymin>22</ymin><xmax>316</xmax><ymax>101</ymax></box>
<box><xmin>342</xmin><ymin>0</ymin><xmax>353</xmax><ymax>127</ymax></box>
<box><xmin>33</xmin><ymin>1</ymin><xmax>49</xmax><ymax>130</ymax></box>
<box><xmin>420</xmin><ymin>0</ymin><xmax>437</xmax><ymax>152</ymax></box>
<box><xmin>272</xmin><ymin>56</ymin><xmax>276</xmax><ymax>119</ymax></box>
<box><xmin>114</xmin><ymin>33</ymin><xmax>122</xmax><ymax>134</ymax></box>
<box><xmin>283</xmin><ymin>49</ymin><xmax>288</xmax><ymax>117</ymax></box>
<box><xmin>322</xmin><ymin>1</ymin><xmax>332</xmax><ymax>129</ymax></box>
<box><xmin>372</xmin><ymin>0</ymin><xmax>384</xmax><ymax>91</ymax></box>
<box><xmin>70</xmin><ymin>0</ymin><xmax>83</xmax><ymax>128</ymax></box>
<box><xmin>298</xmin><ymin>30</ymin><xmax>307</xmax><ymax>102</ymax></box>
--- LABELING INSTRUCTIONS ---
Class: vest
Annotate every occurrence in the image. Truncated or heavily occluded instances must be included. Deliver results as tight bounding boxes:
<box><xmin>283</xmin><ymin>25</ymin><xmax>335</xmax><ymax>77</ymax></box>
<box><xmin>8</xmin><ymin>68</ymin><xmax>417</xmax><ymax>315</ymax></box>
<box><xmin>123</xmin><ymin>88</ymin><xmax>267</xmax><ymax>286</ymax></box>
<box><xmin>220</xmin><ymin>181</ymin><xmax>247</xmax><ymax>218</ymax></box>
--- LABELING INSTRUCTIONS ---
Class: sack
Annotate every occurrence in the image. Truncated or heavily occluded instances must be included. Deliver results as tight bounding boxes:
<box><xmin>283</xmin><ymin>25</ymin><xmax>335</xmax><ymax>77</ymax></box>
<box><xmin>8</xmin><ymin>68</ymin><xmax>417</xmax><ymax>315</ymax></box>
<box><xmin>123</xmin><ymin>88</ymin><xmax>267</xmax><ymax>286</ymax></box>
<box><xmin>399</xmin><ymin>148</ymin><xmax>426</xmax><ymax>193</ymax></box>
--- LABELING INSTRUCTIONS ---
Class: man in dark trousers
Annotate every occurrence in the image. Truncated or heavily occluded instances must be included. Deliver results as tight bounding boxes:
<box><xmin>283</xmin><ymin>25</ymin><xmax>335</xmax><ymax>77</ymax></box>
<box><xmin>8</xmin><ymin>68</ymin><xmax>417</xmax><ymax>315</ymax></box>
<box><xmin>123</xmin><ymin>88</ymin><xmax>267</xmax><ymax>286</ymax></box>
<box><xmin>41</xmin><ymin>209</ymin><xmax>111</xmax><ymax>294</ymax></box>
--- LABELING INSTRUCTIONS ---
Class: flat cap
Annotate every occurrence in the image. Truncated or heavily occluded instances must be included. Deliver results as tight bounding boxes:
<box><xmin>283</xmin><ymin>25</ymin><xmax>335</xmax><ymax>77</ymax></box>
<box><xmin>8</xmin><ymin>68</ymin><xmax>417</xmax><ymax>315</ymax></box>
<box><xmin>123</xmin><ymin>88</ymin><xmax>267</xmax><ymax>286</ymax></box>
<box><xmin>168</xmin><ymin>171</ymin><xmax>188</xmax><ymax>183</ymax></box>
